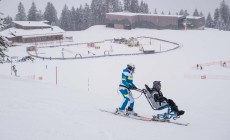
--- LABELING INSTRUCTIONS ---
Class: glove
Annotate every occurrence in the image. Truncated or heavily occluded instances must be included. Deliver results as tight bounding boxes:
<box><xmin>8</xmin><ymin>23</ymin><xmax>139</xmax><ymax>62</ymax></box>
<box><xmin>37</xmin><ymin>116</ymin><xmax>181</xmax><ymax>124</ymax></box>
<box><xmin>158</xmin><ymin>96</ymin><xmax>167</xmax><ymax>102</ymax></box>
<box><xmin>129</xmin><ymin>85</ymin><xmax>137</xmax><ymax>90</ymax></box>
<box><xmin>154</xmin><ymin>94</ymin><xmax>167</xmax><ymax>102</ymax></box>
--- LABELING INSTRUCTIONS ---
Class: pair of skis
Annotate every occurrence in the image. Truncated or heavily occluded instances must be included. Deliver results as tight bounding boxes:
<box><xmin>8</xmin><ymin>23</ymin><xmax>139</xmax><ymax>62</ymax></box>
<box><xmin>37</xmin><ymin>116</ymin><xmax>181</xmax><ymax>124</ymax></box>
<box><xmin>99</xmin><ymin>109</ymin><xmax>189</xmax><ymax>126</ymax></box>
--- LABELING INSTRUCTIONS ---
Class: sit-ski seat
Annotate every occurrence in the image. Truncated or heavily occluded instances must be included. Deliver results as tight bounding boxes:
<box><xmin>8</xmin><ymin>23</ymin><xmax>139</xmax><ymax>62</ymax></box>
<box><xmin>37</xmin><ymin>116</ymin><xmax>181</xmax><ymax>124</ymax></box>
<box><xmin>144</xmin><ymin>84</ymin><xmax>169</xmax><ymax>110</ymax></box>
<box><xmin>144</xmin><ymin>84</ymin><xmax>180</xmax><ymax>120</ymax></box>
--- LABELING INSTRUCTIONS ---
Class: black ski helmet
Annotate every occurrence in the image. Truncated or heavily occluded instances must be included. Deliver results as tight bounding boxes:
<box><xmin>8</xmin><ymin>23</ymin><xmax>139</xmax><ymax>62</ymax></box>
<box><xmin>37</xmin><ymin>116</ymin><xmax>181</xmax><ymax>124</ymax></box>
<box><xmin>153</xmin><ymin>81</ymin><xmax>161</xmax><ymax>91</ymax></box>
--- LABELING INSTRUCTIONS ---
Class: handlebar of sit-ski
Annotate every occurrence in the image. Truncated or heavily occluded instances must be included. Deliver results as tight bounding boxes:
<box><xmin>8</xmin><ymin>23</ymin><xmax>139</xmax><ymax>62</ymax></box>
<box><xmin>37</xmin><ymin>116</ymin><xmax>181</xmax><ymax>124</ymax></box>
<box><xmin>134</xmin><ymin>88</ymin><xmax>146</xmax><ymax>93</ymax></box>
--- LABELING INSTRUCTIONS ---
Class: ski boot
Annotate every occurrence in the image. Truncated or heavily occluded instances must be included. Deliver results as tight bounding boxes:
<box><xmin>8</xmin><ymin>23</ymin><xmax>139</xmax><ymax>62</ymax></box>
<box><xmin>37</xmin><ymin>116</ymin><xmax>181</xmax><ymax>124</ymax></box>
<box><xmin>171</xmin><ymin>110</ymin><xmax>184</xmax><ymax>120</ymax></box>
<box><xmin>169</xmin><ymin>101</ymin><xmax>185</xmax><ymax>119</ymax></box>
<box><xmin>126</xmin><ymin>107</ymin><xmax>138</xmax><ymax>116</ymax></box>
<box><xmin>177</xmin><ymin>110</ymin><xmax>185</xmax><ymax>116</ymax></box>
<box><xmin>115</xmin><ymin>108</ymin><xmax>126</xmax><ymax>115</ymax></box>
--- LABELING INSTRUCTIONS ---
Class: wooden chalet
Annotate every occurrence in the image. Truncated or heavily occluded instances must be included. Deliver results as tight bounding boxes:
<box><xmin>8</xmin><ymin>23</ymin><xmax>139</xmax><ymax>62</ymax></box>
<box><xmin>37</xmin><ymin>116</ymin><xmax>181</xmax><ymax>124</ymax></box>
<box><xmin>106</xmin><ymin>12</ymin><xmax>205</xmax><ymax>30</ymax></box>
<box><xmin>0</xmin><ymin>21</ymin><xmax>65</xmax><ymax>43</ymax></box>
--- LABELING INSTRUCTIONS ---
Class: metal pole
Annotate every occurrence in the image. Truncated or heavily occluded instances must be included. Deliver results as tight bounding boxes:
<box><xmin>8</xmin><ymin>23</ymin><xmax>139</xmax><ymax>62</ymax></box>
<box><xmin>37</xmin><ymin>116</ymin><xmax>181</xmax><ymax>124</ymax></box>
<box><xmin>56</xmin><ymin>66</ymin><xmax>57</xmax><ymax>85</ymax></box>
<box><xmin>10</xmin><ymin>59</ymin><xmax>12</xmax><ymax>75</ymax></box>
<box><xmin>88</xmin><ymin>78</ymin><xmax>89</xmax><ymax>92</ymax></box>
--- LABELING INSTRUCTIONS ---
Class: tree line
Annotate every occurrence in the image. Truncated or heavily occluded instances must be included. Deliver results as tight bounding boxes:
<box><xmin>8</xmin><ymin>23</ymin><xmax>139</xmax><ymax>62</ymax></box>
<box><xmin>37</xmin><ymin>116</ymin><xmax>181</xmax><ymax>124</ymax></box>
<box><xmin>206</xmin><ymin>0</ymin><xmax>230</xmax><ymax>30</ymax></box>
<box><xmin>2</xmin><ymin>0</ymin><xmax>230</xmax><ymax>31</ymax></box>
<box><xmin>13</xmin><ymin>0</ymin><xmax>149</xmax><ymax>31</ymax></box>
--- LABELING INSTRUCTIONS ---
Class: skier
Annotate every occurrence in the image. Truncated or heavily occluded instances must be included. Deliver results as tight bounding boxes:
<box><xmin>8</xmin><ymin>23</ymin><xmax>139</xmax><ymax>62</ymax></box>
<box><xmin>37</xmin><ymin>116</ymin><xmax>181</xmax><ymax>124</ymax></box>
<box><xmin>116</xmin><ymin>63</ymin><xmax>138</xmax><ymax>116</ymax></box>
<box><xmin>147</xmin><ymin>81</ymin><xmax>184</xmax><ymax>117</ymax></box>
<box><xmin>12</xmin><ymin>65</ymin><xmax>17</xmax><ymax>76</ymax></box>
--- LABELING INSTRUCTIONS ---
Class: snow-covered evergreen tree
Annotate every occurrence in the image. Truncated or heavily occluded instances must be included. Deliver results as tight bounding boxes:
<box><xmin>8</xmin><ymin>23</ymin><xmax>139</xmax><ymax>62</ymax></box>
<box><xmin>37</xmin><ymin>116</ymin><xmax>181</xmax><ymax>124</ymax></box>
<box><xmin>15</xmin><ymin>2</ymin><xmax>27</xmax><ymax>21</ymax></box>
<box><xmin>130</xmin><ymin>0</ymin><xmax>139</xmax><ymax>13</ymax></box>
<box><xmin>193</xmin><ymin>9</ymin><xmax>199</xmax><ymax>17</ymax></box>
<box><xmin>36</xmin><ymin>10</ymin><xmax>43</xmax><ymax>21</ymax></box>
<box><xmin>76</xmin><ymin>4</ymin><xmax>92</xmax><ymax>30</ymax></box>
<box><xmin>145</xmin><ymin>2</ymin><xmax>149</xmax><ymax>13</ymax></box>
<box><xmin>199</xmin><ymin>12</ymin><xmax>204</xmax><ymax>17</ymax></box>
<box><xmin>179</xmin><ymin>9</ymin><xmax>184</xmax><ymax>15</ymax></box>
<box><xmin>0</xmin><ymin>0</ymin><xmax>9</xmax><ymax>61</ymax></box>
<box><xmin>213</xmin><ymin>8</ymin><xmax>220</xmax><ymax>29</ymax></box>
<box><xmin>111</xmin><ymin>0</ymin><xmax>122</xmax><ymax>12</ymax></box>
<box><xmin>91</xmin><ymin>0</ymin><xmax>107</xmax><ymax>25</ymax></box>
<box><xmin>70</xmin><ymin>7</ymin><xmax>76</xmax><ymax>31</ymax></box>
<box><xmin>0</xmin><ymin>15</ymin><xmax>12</xmax><ymax>31</ymax></box>
<box><xmin>123</xmin><ymin>0</ymin><xmax>128</xmax><ymax>11</ymax></box>
<box><xmin>91</xmin><ymin>0</ymin><xmax>99</xmax><ymax>25</ymax></box>
<box><xmin>27</xmin><ymin>2</ymin><xmax>40</xmax><ymax>21</ymax></box>
<box><xmin>118</xmin><ymin>1</ymin><xmax>123</xmax><ymax>12</ymax></box>
<box><xmin>44</xmin><ymin>2</ymin><xmax>58</xmax><ymax>25</ymax></box>
<box><xmin>0</xmin><ymin>16</ymin><xmax>3</xmax><ymax>30</ymax></box>
<box><xmin>0</xmin><ymin>6</ymin><xmax>4</xmax><ymax>30</ymax></box>
<box><xmin>82</xmin><ymin>3</ymin><xmax>92</xmax><ymax>30</ymax></box>
<box><xmin>123</xmin><ymin>0</ymin><xmax>131</xmax><ymax>11</ymax></box>
<box><xmin>2</xmin><ymin>16</ymin><xmax>12</xmax><ymax>30</ymax></box>
<box><xmin>59</xmin><ymin>4</ymin><xmax>71</xmax><ymax>31</ymax></box>
<box><xmin>75</xmin><ymin>6</ymin><xmax>82</xmax><ymax>30</ymax></box>
<box><xmin>0</xmin><ymin>35</ymin><xmax>8</xmax><ymax>61</ymax></box>
<box><xmin>139</xmin><ymin>1</ymin><xmax>149</xmax><ymax>13</ymax></box>
<box><xmin>206</xmin><ymin>13</ymin><xmax>214</xmax><ymax>28</ymax></box>
<box><xmin>179</xmin><ymin>9</ymin><xmax>189</xmax><ymax>16</ymax></box>
<box><xmin>219</xmin><ymin>0</ymin><xmax>229</xmax><ymax>24</ymax></box>
<box><xmin>184</xmin><ymin>10</ymin><xmax>189</xmax><ymax>16</ymax></box>
<box><xmin>154</xmin><ymin>8</ymin><xmax>158</xmax><ymax>14</ymax></box>
<box><xmin>99</xmin><ymin>0</ymin><xmax>107</xmax><ymax>24</ymax></box>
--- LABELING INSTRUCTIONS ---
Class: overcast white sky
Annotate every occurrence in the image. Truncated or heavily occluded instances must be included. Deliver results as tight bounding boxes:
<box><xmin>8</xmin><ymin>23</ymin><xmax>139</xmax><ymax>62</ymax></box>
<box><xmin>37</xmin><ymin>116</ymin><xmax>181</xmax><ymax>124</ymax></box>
<box><xmin>0</xmin><ymin>0</ymin><xmax>229</xmax><ymax>18</ymax></box>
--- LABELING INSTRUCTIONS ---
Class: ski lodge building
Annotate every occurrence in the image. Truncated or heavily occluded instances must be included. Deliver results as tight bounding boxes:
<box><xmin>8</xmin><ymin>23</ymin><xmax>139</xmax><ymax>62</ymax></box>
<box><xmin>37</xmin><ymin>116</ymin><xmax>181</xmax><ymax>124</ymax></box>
<box><xmin>106</xmin><ymin>12</ymin><xmax>205</xmax><ymax>30</ymax></box>
<box><xmin>0</xmin><ymin>21</ymin><xmax>65</xmax><ymax>44</ymax></box>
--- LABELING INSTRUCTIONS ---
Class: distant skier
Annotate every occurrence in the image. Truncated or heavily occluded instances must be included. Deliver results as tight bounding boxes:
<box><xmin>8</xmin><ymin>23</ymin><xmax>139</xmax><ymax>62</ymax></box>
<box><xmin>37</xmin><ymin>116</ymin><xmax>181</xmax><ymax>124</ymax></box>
<box><xmin>116</xmin><ymin>63</ymin><xmax>138</xmax><ymax>116</ymax></box>
<box><xmin>12</xmin><ymin>65</ymin><xmax>17</xmax><ymax>76</ymax></box>
<box><xmin>146</xmin><ymin>81</ymin><xmax>184</xmax><ymax>117</ymax></box>
<box><xmin>200</xmin><ymin>66</ymin><xmax>203</xmax><ymax>70</ymax></box>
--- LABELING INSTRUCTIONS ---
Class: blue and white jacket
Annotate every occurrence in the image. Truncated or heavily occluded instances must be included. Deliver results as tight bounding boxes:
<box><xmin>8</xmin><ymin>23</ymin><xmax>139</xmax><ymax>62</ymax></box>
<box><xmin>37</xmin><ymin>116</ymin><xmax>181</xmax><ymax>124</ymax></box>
<box><xmin>120</xmin><ymin>68</ymin><xmax>136</xmax><ymax>90</ymax></box>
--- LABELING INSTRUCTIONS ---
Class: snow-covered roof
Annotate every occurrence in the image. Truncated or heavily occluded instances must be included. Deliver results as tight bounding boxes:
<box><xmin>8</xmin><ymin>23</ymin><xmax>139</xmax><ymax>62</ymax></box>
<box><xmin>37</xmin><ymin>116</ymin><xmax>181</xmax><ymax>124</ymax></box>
<box><xmin>0</xmin><ymin>26</ymin><xmax>65</xmax><ymax>38</ymax></box>
<box><xmin>0</xmin><ymin>28</ymin><xmax>14</xmax><ymax>38</ymax></box>
<box><xmin>107</xmin><ymin>12</ymin><xmax>137</xmax><ymax>16</ymax></box>
<box><xmin>106</xmin><ymin>12</ymin><xmax>184</xmax><ymax>18</ymax></box>
<box><xmin>186</xmin><ymin>16</ymin><xmax>204</xmax><ymax>19</ymax></box>
<box><xmin>13</xmin><ymin>21</ymin><xmax>51</xmax><ymax>28</ymax></box>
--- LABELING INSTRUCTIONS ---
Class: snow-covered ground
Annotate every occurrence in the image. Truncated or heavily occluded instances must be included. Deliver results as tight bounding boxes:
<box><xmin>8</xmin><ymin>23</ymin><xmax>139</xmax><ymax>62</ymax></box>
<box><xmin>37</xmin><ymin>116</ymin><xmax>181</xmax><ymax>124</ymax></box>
<box><xmin>1</xmin><ymin>26</ymin><xmax>230</xmax><ymax>140</ymax></box>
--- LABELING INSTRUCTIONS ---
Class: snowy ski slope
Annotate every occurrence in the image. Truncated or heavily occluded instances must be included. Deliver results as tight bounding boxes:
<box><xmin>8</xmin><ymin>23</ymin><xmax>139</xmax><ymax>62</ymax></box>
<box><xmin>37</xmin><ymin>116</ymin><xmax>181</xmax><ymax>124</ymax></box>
<box><xmin>0</xmin><ymin>26</ymin><xmax>230</xmax><ymax>140</ymax></box>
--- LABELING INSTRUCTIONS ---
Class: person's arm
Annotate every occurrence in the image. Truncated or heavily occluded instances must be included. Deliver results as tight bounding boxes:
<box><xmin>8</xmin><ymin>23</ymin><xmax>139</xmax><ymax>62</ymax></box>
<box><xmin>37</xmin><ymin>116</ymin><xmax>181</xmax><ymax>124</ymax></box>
<box><xmin>154</xmin><ymin>93</ymin><xmax>167</xmax><ymax>102</ymax></box>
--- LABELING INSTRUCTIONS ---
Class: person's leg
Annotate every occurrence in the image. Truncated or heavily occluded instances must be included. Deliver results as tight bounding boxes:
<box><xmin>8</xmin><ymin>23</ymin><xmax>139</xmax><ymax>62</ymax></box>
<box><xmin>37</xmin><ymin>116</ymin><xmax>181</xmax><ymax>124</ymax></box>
<box><xmin>119</xmin><ymin>89</ymin><xmax>130</xmax><ymax>110</ymax></box>
<box><xmin>127</xmin><ymin>91</ymin><xmax>134</xmax><ymax>110</ymax></box>
<box><xmin>167</xmin><ymin>99</ymin><xmax>184</xmax><ymax>116</ymax></box>
<box><xmin>167</xmin><ymin>99</ymin><xmax>178</xmax><ymax>112</ymax></box>
<box><xmin>126</xmin><ymin>92</ymin><xmax>138</xmax><ymax>116</ymax></box>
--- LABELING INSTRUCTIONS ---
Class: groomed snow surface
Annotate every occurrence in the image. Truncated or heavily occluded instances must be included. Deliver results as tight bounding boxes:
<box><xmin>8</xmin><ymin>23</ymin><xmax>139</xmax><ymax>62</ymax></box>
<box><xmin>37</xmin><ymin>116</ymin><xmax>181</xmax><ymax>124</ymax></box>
<box><xmin>1</xmin><ymin>26</ymin><xmax>230</xmax><ymax>140</ymax></box>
